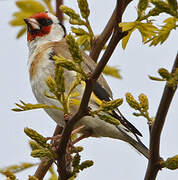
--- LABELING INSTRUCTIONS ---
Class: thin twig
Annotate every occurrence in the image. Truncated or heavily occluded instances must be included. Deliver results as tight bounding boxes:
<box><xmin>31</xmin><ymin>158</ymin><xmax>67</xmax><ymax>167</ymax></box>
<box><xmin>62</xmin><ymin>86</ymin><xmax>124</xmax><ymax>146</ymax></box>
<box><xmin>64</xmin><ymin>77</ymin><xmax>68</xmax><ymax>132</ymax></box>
<box><xmin>144</xmin><ymin>52</ymin><xmax>178</xmax><ymax>180</ymax></box>
<box><xmin>56</xmin><ymin>0</ymin><xmax>131</xmax><ymax>179</ymax></box>
<box><xmin>34</xmin><ymin>125</ymin><xmax>63</xmax><ymax>180</ymax></box>
<box><xmin>89</xmin><ymin>0</ymin><xmax>132</xmax><ymax>62</ymax></box>
<box><xmin>56</xmin><ymin>0</ymin><xmax>64</xmax><ymax>22</ymax></box>
<box><xmin>89</xmin><ymin>9</ymin><xmax>116</xmax><ymax>62</ymax></box>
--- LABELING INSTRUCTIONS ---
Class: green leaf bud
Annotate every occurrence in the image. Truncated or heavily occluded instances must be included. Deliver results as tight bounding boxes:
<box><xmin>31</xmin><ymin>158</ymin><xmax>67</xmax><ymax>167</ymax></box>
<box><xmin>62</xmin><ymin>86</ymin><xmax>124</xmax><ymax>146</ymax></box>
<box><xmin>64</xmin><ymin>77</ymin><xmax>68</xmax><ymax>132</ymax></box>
<box><xmin>77</xmin><ymin>0</ymin><xmax>90</xmax><ymax>19</ymax></box>
<box><xmin>125</xmin><ymin>93</ymin><xmax>140</xmax><ymax>110</ymax></box>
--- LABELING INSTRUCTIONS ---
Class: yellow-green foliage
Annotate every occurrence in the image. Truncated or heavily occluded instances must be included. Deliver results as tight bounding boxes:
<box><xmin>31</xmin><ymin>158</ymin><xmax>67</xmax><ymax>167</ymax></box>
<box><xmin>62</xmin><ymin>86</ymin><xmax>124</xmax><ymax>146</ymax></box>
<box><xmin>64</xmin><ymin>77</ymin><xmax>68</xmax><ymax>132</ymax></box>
<box><xmin>24</xmin><ymin>128</ymin><xmax>48</xmax><ymax>147</ymax></box>
<box><xmin>12</xmin><ymin>100</ymin><xmax>63</xmax><ymax>112</ymax></box>
<box><xmin>31</xmin><ymin>148</ymin><xmax>56</xmax><ymax>159</ymax></box>
<box><xmin>100</xmin><ymin>99</ymin><xmax>123</xmax><ymax>112</ymax></box>
<box><xmin>125</xmin><ymin>93</ymin><xmax>153</xmax><ymax>125</ymax></box>
<box><xmin>10</xmin><ymin>0</ymin><xmax>46</xmax><ymax>38</ymax></box>
<box><xmin>77</xmin><ymin>0</ymin><xmax>90</xmax><ymax>19</ymax></box>
<box><xmin>103</xmin><ymin>65</ymin><xmax>122</xmax><ymax>79</ymax></box>
<box><xmin>90</xmin><ymin>98</ymin><xmax>123</xmax><ymax>125</ymax></box>
<box><xmin>71</xmin><ymin>153</ymin><xmax>94</xmax><ymax>177</ymax></box>
<box><xmin>24</xmin><ymin>128</ymin><xmax>57</xmax><ymax>160</ymax></box>
<box><xmin>0</xmin><ymin>170</ymin><xmax>16</xmax><ymax>180</ymax></box>
<box><xmin>125</xmin><ymin>93</ymin><xmax>141</xmax><ymax>110</ymax></box>
<box><xmin>149</xmin><ymin>67</ymin><xmax>178</xmax><ymax>88</ymax></box>
<box><xmin>9</xmin><ymin>0</ymin><xmax>55</xmax><ymax>38</ymax></box>
<box><xmin>60</xmin><ymin>0</ymin><xmax>94</xmax><ymax>51</ymax></box>
<box><xmin>119</xmin><ymin>0</ymin><xmax>178</xmax><ymax>49</ymax></box>
<box><xmin>28</xmin><ymin>175</ymin><xmax>39</xmax><ymax>180</ymax></box>
<box><xmin>48</xmin><ymin>167</ymin><xmax>58</xmax><ymax>180</ymax></box>
<box><xmin>66</xmin><ymin>34</ymin><xmax>84</xmax><ymax>64</ymax></box>
<box><xmin>97</xmin><ymin>114</ymin><xmax>121</xmax><ymax>126</ymax></box>
<box><xmin>147</xmin><ymin>17</ymin><xmax>177</xmax><ymax>46</ymax></box>
<box><xmin>161</xmin><ymin>155</ymin><xmax>178</xmax><ymax>170</ymax></box>
<box><xmin>119</xmin><ymin>21</ymin><xmax>158</xmax><ymax>49</ymax></box>
<box><xmin>0</xmin><ymin>163</ymin><xmax>38</xmax><ymax>179</ymax></box>
<box><xmin>137</xmin><ymin>0</ymin><xmax>149</xmax><ymax>18</ymax></box>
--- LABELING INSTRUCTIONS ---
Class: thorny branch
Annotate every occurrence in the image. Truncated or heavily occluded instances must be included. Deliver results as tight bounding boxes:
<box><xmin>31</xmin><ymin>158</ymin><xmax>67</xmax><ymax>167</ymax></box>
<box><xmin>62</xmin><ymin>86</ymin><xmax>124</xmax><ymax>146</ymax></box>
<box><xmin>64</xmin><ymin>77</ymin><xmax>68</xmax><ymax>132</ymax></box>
<box><xmin>56</xmin><ymin>0</ymin><xmax>131</xmax><ymax>179</ymax></box>
<box><xmin>144</xmin><ymin>52</ymin><xmax>178</xmax><ymax>180</ymax></box>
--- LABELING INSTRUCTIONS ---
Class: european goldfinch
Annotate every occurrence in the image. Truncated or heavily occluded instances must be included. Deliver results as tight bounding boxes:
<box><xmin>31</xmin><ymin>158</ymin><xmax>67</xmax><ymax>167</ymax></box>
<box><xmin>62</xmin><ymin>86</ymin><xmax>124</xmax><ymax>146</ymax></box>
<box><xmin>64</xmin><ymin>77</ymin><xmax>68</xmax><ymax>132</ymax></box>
<box><xmin>24</xmin><ymin>12</ymin><xmax>149</xmax><ymax>158</ymax></box>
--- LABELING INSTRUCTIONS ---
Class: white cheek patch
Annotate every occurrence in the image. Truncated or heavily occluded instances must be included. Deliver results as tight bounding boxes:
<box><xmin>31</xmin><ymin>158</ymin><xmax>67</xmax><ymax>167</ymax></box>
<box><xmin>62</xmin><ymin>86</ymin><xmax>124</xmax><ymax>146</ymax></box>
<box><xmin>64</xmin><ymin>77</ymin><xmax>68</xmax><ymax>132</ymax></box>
<box><xmin>29</xmin><ymin>18</ymin><xmax>40</xmax><ymax>30</ymax></box>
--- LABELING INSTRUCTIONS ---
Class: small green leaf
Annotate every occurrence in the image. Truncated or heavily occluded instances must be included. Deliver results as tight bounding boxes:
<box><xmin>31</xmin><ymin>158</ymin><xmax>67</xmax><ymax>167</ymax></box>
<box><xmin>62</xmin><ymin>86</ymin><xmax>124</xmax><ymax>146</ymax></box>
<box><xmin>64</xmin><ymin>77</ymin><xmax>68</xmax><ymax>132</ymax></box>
<box><xmin>167</xmin><ymin>0</ymin><xmax>178</xmax><ymax>12</ymax></box>
<box><xmin>0</xmin><ymin>170</ymin><xmax>16</xmax><ymax>180</ymax></box>
<box><xmin>69</xmin><ymin>18</ymin><xmax>86</xmax><ymax>25</ymax></box>
<box><xmin>12</xmin><ymin>100</ymin><xmax>62</xmax><ymax>112</ymax></box>
<box><xmin>17</xmin><ymin>27</ymin><xmax>27</xmax><ymax>38</ymax></box>
<box><xmin>151</xmin><ymin>0</ymin><xmax>177</xmax><ymax>17</ymax></box>
<box><xmin>158</xmin><ymin>68</ymin><xmax>171</xmax><ymax>79</ymax></box>
<box><xmin>79</xmin><ymin>160</ymin><xmax>94</xmax><ymax>171</ymax></box>
<box><xmin>60</xmin><ymin>5</ymin><xmax>80</xmax><ymax>20</ymax></box>
<box><xmin>24</xmin><ymin>128</ymin><xmax>48</xmax><ymax>147</ymax></box>
<box><xmin>55</xmin><ymin>66</ymin><xmax>65</xmax><ymax>93</ymax></box>
<box><xmin>76</xmin><ymin>35</ymin><xmax>90</xmax><ymax>47</ymax></box>
<box><xmin>121</xmin><ymin>28</ymin><xmax>136</xmax><ymax>49</ymax></box>
<box><xmin>162</xmin><ymin>155</ymin><xmax>178</xmax><ymax>170</ymax></box>
<box><xmin>97</xmin><ymin>114</ymin><xmax>121</xmax><ymax>126</ymax></box>
<box><xmin>10</xmin><ymin>0</ymin><xmax>46</xmax><ymax>38</ymax></box>
<box><xmin>53</xmin><ymin>55</ymin><xmax>79</xmax><ymax>72</ymax></box>
<box><xmin>119</xmin><ymin>22</ymin><xmax>136</xmax><ymax>31</ymax></box>
<box><xmin>16</xmin><ymin>0</ymin><xmax>46</xmax><ymax>13</ymax></box>
<box><xmin>100</xmin><ymin>99</ymin><xmax>123</xmax><ymax>112</ymax></box>
<box><xmin>31</xmin><ymin>148</ymin><xmax>55</xmax><ymax>159</ymax></box>
<box><xmin>77</xmin><ymin>0</ymin><xmax>90</xmax><ymax>19</ymax></box>
<box><xmin>136</xmin><ymin>21</ymin><xmax>158</xmax><ymax>42</ymax></box>
<box><xmin>72</xmin><ymin>27</ymin><xmax>89</xmax><ymax>36</ymax></box>
<box><xmin>49</xmin><ymin>166</ymin><xmax>58</xmax><ymax>180</ymax></box>
<box><xmin>46</xmin><ymin>76</ymin><xmax>57</xmax><ymax>93</ymax></box>
<box><xmin>29</xmin><ymin>140</ymin><xmax>42</xmax><ymax>150</ymax></box>
<box><xmin>0</xmin><ymin>163</ymin><xmax>37</xmax><ymax>174</ymax></box>
<box><xmin>103</xmin><ymin>65</ymin><xmax>122</xmax><ymax>79</ymax></box>
<box><xmin>137</xmin><ymin>0</ymin><xmax>149</xmax><ymax>18</ymax></box>
<box><xmin>28</xmin><ymin>176</ymin><xmax>39</xmax><ymax>180</ymax></box>
<box><xmin>125</xmin><ymin>93</ymin><xmax>140</xmax><ymax>110</ymax></box>
<box><xmin>148</xmin><ymin>75</ymin><xmax>165</xmax><ymax>81</ymax></box>
<box><xmin>66</xmin><ymin>34</ymin><xmax>84</xmax><ymax>64</ymax></box>
<box><xmin>147</xmin><ymin>17</ymin><xmax>177</xmax><ymax>46</ymax></box>
<box><xmin>139</xmin><ymin>93</ymin><xmax>149</xmax><ymax>111</ymax></box>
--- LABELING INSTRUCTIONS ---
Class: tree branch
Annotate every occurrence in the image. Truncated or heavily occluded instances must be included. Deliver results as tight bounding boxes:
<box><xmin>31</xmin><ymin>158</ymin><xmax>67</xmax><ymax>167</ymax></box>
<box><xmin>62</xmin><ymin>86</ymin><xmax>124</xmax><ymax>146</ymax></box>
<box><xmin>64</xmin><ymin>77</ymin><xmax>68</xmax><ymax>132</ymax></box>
<box><xmin>56</xmin><ymin>0</ymin><xmax>131</xmax><ymax>179</ymax></box>
<box><xmin>89</xmin><ymin>9</ymin><xmax>116</xmax><ymax>62</ymax></box>
<box><xmin>56</xmin><ymin>0</ymin><xmax>64</xmax><ymax>22</ymax></box>
<box><xmin>34</xmin><ymin>126</ymin><xmax>63</xmax><ymax>180</ymax></box>
<box><xmin>144</xmin><ymin>52</ymin><xmax>178</xmax><ymax>180</ymax></box>
<box><xmin>89</xmin><ymin>0</ymin><xmax>132</xmax><ymax>62</ymax></box>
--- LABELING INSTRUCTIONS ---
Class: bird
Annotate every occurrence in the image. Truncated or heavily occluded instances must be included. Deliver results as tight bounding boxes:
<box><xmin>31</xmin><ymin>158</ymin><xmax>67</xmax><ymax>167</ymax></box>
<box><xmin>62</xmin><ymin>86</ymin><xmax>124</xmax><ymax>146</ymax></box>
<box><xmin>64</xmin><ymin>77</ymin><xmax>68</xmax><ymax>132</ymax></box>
<box><xmin>24</xmin><ymin>12</ymin><xmax>149</xmax><ymax>159</ymax></box>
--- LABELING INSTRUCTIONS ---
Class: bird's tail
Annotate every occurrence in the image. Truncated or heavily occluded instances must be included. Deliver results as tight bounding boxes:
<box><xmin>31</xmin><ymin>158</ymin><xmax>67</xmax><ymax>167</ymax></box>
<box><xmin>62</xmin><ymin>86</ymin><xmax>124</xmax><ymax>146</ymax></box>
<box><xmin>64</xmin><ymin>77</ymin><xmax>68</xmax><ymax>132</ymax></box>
<box><xmin>127</xmin><ymin>137</ymin><xmax>149</xmax><ymax>159</ymax></box>
<box><xmin>117</xmin><ymin>126</ymin><xmax>149</xmax><ymax>159</ymax></box>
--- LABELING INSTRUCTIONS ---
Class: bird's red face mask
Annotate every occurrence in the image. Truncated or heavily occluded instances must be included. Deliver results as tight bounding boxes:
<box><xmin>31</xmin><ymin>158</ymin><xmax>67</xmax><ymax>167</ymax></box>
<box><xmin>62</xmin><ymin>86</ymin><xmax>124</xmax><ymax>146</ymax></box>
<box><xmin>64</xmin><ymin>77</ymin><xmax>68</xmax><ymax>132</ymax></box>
<box><xmin>24</xmin><ymin>12</ymin><xmax>53</xmax><ymax>41</ymax></box>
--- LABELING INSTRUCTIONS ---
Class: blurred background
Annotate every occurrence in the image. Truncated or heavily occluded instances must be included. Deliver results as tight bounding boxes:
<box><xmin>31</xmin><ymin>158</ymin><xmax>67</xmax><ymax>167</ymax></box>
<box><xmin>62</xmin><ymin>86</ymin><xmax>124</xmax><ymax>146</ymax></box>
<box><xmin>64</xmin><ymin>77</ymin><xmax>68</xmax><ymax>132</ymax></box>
<box><xmin>0</xmin><ymin>0</ymin><xmax>177</xmax><ymax>179</ymax></box>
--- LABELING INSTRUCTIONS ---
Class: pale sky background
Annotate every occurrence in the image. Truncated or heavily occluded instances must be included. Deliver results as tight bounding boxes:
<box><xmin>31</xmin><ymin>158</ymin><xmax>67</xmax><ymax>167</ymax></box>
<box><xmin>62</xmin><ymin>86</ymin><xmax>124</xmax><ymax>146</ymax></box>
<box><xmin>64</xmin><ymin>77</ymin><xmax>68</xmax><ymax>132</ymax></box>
<box><xmin>0</xmin><ymin>0</ymin><xmax>178</xmax><ymax>180</ymax></box>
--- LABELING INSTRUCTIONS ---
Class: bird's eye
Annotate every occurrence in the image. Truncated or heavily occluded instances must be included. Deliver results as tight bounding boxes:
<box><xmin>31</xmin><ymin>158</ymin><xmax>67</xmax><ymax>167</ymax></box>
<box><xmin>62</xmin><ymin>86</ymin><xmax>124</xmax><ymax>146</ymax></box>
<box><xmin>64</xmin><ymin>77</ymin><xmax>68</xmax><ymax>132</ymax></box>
<box><xmin>37</xmin><ymin>18</ymin><xmax>53</xmax><ymax>26</ymax></box>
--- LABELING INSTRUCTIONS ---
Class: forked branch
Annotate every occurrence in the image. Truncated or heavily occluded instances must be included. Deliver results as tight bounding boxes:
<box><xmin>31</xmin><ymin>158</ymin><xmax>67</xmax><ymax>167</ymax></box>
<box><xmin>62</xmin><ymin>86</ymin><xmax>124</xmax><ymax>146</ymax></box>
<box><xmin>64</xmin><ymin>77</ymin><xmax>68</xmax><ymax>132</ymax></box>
<box><xmin>56</xmin><ymin>0</ymin><xmax>131</xmax><ymax>179</ymax></box>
